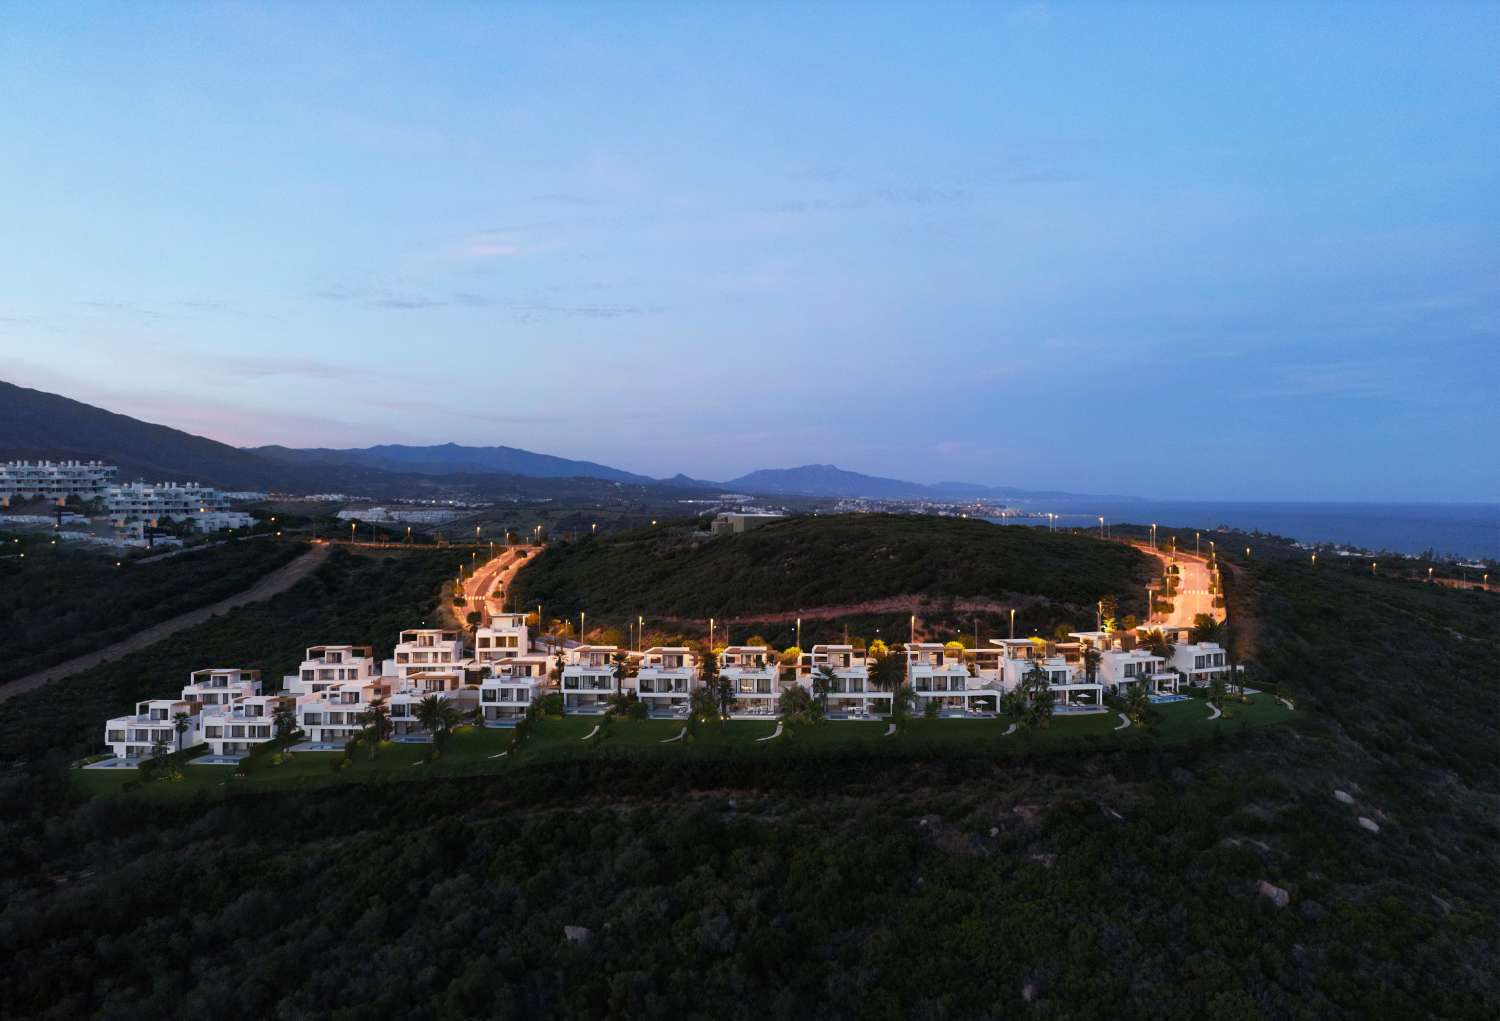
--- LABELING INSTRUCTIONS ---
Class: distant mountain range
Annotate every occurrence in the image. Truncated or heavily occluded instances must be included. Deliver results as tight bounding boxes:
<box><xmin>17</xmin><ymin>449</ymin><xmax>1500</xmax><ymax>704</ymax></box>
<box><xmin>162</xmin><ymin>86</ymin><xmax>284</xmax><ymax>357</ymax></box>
<box><xmin>249</xmin><ymin>443</ymin><xmax>656</xmax><ymax>485</ymax></box>
<box><xmin>0</xmin><ymin>380</ymin><xmax>1112</xmax><ymax>502</ymax></box>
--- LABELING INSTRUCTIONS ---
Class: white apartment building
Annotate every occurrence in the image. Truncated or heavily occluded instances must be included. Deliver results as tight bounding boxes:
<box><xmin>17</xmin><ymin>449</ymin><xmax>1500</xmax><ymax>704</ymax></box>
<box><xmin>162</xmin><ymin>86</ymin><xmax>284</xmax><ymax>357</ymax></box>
<box><xmin>479</xmin><ymin>653</ymin><xmax>550</xmax><ymax>724</ymax></box>
<box><xmin>475</xmin><ymin>613</ymin><xmax>529</xmax><ymax>664</ymax></box>
<box><xmin>804</xmin><ymin>644</ymin><xmax>888</xmax><ymax>716</ymax></box>
<box><xmin>631</xmin><ymin>646</ymin><xmax>697</xmax><ymax>715</ymax></box>
<box><xmin>105</xmin><ymin>481</ymin><xmax>234</xmax><ymax>527</ymax></box>
<box><xmin>201</xmin><ymin>694</ymin><xmax>292</xmax><ymax>757</ymax></box>
<box><xmin>190</xmin><ymin>511</ymin><xmax>255</xmax><ymax>532</ymax></box>
<box><xmin>104</xmin><ymin>698</ymin><xmax>202</xmax><ymax>760</ymax></box>
<box><xmin>180</xmin><ymin>668</ymin><xmax>263</xmax><ymax>709</ymax></box>
<box><xmin>384</xmin><ymin>628</ymin><xmax>466</xmax><ymax>680</ymax></box>
<box><xmin>561</xmin><ymin>645</ymin><xmax>619</xmax><ymax>713</ymax></box>
<box><xmin>718</xmin><ymin>645</ymin><xmax>782</xmax><ymax>716</ymax></box>
<box><xmin>282</xmin><ymin>645</ymin><xmax>378</xmax><ymax>694</ymax></box>
<box><xmin>0</xmin><ymin>459</ymin><xmax>116</xmax><ymax>505</ymax></box>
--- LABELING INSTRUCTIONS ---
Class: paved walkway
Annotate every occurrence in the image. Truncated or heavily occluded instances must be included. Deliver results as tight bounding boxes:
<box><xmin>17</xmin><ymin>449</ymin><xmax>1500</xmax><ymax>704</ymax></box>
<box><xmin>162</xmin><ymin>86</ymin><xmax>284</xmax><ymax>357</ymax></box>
<box><xmin>0</xmin><ymin>543</ymin><xmax>329</xmax><ymax>703</ymax></box>
<box><xmin>581</xmin><ymin>724</ymin><xmax>601</xmax><ymax>741</ymax></box>
<box><xmin>755</xmin><ymin>721</ymin><xmax>784</xmax><ymax>742</ymax></box>
<box><xmin>1114</xmin><ymin>713</ymin><xmax>1132</xmax><ymax>731</ymax></box>
<box><xmin>660</xmin><ymin>727</ymin><xmax>687</xmax><ymax>744</ymax></box>
<box><xmin>1002</xmin><ymin>723</ymin><xmax>1018</xmax><ymax>736</ymax></box>
<box><xmin>1207</xmin><ymin>702</ymin><xmax>1222</xmax><ymax>721</ymax></box>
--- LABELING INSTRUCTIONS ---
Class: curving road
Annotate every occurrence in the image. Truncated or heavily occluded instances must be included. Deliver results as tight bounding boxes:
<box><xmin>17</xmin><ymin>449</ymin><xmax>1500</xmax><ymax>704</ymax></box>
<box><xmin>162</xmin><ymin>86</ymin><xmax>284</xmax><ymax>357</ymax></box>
<box><xmin>464</xmin><ymin>545</ymin><xmax>538</xmax><ymax>624</ymax></box>
<box><xmin>1140</xmin><ymin>545</ymin><xmax>1224</xmax><ymax>628</ymax></box>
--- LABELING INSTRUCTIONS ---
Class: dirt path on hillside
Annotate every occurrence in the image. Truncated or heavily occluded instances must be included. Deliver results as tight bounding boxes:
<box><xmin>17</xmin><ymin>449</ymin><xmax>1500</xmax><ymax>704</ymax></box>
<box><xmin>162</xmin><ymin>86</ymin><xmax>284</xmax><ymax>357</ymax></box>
<box><xmin>0</xmin><ymin>543</ymin><xmax>330</xmax><ymax>703</ymax></box>
<box><xmin>659</xmin><ymin>593</ymin><xmax>1050</xmax><ymax>626</ymax></box>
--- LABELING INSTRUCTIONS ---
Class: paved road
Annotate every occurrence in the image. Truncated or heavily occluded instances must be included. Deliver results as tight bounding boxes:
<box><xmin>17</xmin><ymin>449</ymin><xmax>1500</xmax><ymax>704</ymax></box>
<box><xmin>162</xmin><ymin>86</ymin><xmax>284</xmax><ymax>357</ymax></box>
<box><xmin>1140</xmin><ymin>545</ymin><xmax>1224</xmax><ymax>629</ymax></box>
<box><xmin>0</xmin><ymin>543</ymin><xmax>331</xmax><ymax>703</ymax></box>
<box><xmin>464</xmin><ymin>546</ymin><xmax>538</xmax><ymax>624</ymax></box>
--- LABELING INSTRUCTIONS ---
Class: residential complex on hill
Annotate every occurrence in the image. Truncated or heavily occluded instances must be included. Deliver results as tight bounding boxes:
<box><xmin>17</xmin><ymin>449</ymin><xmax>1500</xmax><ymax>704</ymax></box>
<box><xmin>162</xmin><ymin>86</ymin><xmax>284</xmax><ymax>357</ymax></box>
<box><xmin>93</xmin><ymin>612</ymin><xmax>1235</xmax><ymax>765</ymax></box>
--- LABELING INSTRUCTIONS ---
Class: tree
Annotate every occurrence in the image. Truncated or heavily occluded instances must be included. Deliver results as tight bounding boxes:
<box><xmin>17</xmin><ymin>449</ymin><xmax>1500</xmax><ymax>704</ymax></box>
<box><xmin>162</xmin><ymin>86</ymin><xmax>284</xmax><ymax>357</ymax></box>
<box><xmin>1140</xmin><ymin>628</ymin><xmax>1175</xmax><ymax>660</ymax></box>
<box><xmin>1209</xmin><ymin>674</ymin><xmax>1228</xmax><ymax>708</ymax></box>
<box><xmin>1191</xmin><ymin>614</ymin><xmax>1225</xmax><ymax>645</ymax></box>
<box><xmin>812</xmin><ymin>665</ymin><xmax>835</xmax><ymax>711</ymax></box>
<box><xmin>778</xmin><ymin>684</ymin><xmax>822</xmax><ymax>726</ymax></box>
<box><xmin>867</xmin><ymin>648</ymin><xmax>905</xmax><ymax>715</ymax></box>
<box><xmin>1123</xmin><ymin>681</ymin><xmax>1152</xmax><ymax>726</ymax></box>
<box><xmin>172</xmin><ymin>711</ymin><xmax>191</xmax><ymax>752</ymax></box>
<box><xmin>688</xmin><ymin>686</ymin><xmax>721</xmax><ymax>729</ymax></box>
<box><xmin>273</xmin><ymin>704</ymin><xmax>298</xmax><ymax>756</ymax></box>
<box><xmin>1019</xmin><ymin>661</ymin><xmax>1055</xmax><ymax>728</ymax></box>
<box><xmin>715</xmin><ymin>675</ymin><xmax>733</xmax><ymax>719</ymax></box>
<box><xmin>1082</xmin><ymin>646</ymin><xmax>1102</xmax><ymax>685</ymax></box>
<box><xmin>151</xmin><ymin>733</ymin><xmax>171</xmax><ymax>761</ymax></box>
<box><xmin>356</xmin><ymin>697</ymin><xmax>392</xmax><ymax>759</ymax></box>
<box><xmin>416</xmin><ymin>695</ymin><xmax>465</xmax><ymax>756</ymax></box>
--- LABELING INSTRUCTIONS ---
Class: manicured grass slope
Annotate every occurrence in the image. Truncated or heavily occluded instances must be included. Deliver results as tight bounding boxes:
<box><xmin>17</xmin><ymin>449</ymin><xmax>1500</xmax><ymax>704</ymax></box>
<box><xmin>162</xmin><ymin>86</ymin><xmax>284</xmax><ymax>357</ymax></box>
<box><xmin>513</xmin><ymin>513</ymin><xmax>1157</xmax><ymax>617</ymax></box>
<box><xmin>74</xmin><ymin>693</ymin><xmax>1295</xmax><ymax>802</ymax></box>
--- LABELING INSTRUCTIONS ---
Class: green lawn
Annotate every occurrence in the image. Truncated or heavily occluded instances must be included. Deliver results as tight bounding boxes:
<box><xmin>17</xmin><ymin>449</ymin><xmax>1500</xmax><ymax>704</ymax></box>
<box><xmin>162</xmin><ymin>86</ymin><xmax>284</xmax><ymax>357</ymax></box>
<box><xmin>76</xmin><ymin>693</ymin><xmax>1298</xmax><ymax>802</ymax></box>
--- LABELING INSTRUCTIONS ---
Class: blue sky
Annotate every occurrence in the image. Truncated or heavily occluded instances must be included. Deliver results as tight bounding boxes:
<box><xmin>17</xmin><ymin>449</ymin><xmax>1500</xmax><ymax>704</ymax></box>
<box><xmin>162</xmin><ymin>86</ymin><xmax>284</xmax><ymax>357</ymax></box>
<box><xmin>2</xmin><ymin>3</ymin><xmax>1496</xmax><ymax>500</ymax></box>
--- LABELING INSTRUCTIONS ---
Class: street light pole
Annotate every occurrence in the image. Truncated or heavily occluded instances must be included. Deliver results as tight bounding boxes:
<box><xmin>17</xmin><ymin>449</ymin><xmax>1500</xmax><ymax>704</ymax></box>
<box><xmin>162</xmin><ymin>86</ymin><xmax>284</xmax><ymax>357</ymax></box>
<box><xmin>1009</xmin><ymin>608</ymin><xmax>1016</xmax><ymax>639</ymax></box>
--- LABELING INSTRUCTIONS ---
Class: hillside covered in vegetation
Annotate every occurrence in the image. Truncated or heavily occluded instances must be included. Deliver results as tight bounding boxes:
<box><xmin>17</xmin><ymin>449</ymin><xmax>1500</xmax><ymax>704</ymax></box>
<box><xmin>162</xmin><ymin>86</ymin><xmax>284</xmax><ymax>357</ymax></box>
<box><xmin>513</xmin><ymin>513</ymin><xmax>1157</xmax><ymax>620</ymax></box>
<box><xmin>0</xmin><ymin>535</ymin><xmax>1496</xmax><ymax>1018</ymax></box>
<box><xmin>0</xmin><ymin>537</ymin><xmax>304</xmax><ymax>685</ymax></box>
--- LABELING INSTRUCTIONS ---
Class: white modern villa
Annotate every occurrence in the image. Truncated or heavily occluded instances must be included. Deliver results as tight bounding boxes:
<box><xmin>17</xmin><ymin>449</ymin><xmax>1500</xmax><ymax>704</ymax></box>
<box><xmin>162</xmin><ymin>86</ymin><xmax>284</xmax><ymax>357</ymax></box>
<box><xmin>631</xmin><ymin>646</ymin><xmax>697</xmax><ymax>716</ymax></box>
<box><xmin>803</xmin><ymin>644</ymin><xmax>888</xmax><ymax>717</ymax></box>
<box><xmin>385</xmin><ymin>628</ymin><xmax>465</xmax><ymax>680</ymax></box>
<box><xmin>475</xmin><ymin>613</ymin><xmax>529</xmax><ymax>664</ymax></box>
<box><xmin>560</xmin><ymin>645</ymin><xmax>619</xmax><ymax>713</ymax></box>
<box><xmin>719</xmin><ymin>645</ymin><xmax>782</xmax><ymax>716</ymax></box>
<box><xmin>103</xmin><ymin>697</ymin><xmax>203</xmax><ymax>760</ymax></box>
<box><xmin>479</xmin><ymin>653</ymin><xmax>550</xmax><ymax>724</ymax></box>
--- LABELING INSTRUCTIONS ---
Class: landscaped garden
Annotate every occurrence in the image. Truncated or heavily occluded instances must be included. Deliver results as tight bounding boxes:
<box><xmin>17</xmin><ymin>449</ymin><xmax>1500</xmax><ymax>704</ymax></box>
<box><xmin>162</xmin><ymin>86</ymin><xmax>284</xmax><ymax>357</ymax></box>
<box><xmin>75</xmin><ymin>691</ymin><xmax>1298</xmax><ymax>802</ymax></box>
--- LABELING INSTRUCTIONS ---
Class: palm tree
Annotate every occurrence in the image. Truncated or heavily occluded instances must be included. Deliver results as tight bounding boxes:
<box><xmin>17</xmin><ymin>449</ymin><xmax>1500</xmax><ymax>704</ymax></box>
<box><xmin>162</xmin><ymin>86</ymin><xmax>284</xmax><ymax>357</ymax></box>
<box><xmin>812</xmin><ymin>665</ymin><xmax>836</xmax><ymax>712</ymax></box>
<box><xmin>356</xmin><ymin>697</ymin><xmax>392</xmax><ymax>759</ymax></box>
<box><xmin>715</xmin><ymin>675</ymin><xmax>733</xmax><ymax>719</ymax></box>
<box><xmin>1082</xmin><ymin>646</ymin><xmax>1102</xmax><ymax>685</ymax></box>
<box><xmin>172</xmin><ymin>711</ymin><xmax>191</xmax><ymax>752</ymax></box>
<box><xmin>273</xmin><ymin>704</ymin><xmax>299</xmax><ymax>756</ymax></box>
<box><xmin>1020</xmin><ymin>660</ymin><xmax>1055</xmax><ymax>728</ymax></box>
<box><xmin>868</xmin><ymin>650</ymin><xmax>905</xmax><ymax>717</ymax></box>
<box><xmin>433</xmin><ymin>703</ymin><xmax>463</xmax><ymax>754</ymax></box>
<box><xmin>1191</xmin><ymin>614</ymin><xmax>1224</xmax><ymax>646</ymax></box>
<box><xmin>151</xmin><ymin>733</ymin><xmax>172</xmax><ymax>761</ymax></box>
<box><xmin>1124</xmin><ymin>681</ymin><xmax>1151</xmax><ymax>726</ymax></box>
<box><xmin>414</xmin><ymin>694</ymin><xmax>446</xmax><ymax>739</ymax></box>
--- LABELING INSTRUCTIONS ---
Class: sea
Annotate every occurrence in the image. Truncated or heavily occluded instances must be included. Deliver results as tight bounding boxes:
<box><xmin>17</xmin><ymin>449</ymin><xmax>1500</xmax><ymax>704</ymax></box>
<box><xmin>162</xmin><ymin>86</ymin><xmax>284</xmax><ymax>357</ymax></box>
<box><xmin>992</xmin><ymin>499</ymin><xmax>1500</xmax><ymax>563</ymax></box>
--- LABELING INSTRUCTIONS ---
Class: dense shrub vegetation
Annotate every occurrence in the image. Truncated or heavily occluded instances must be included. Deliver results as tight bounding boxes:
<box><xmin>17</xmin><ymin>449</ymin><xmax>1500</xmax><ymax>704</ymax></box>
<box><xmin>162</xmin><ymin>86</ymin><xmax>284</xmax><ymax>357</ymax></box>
<box><xmin>0</xmin><ymin>531</ymin><xmax>1496</xmax><ymax>1018</ymax></box>
<box><xmin>513</xmin><ymin>513</ymin><xmax>1156</xmax><ymax>618</ymax></box>
<box><xmin>0</xmin><ymin>537</ymin><xmax>304</xmax><ymax>684</ymax></box>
